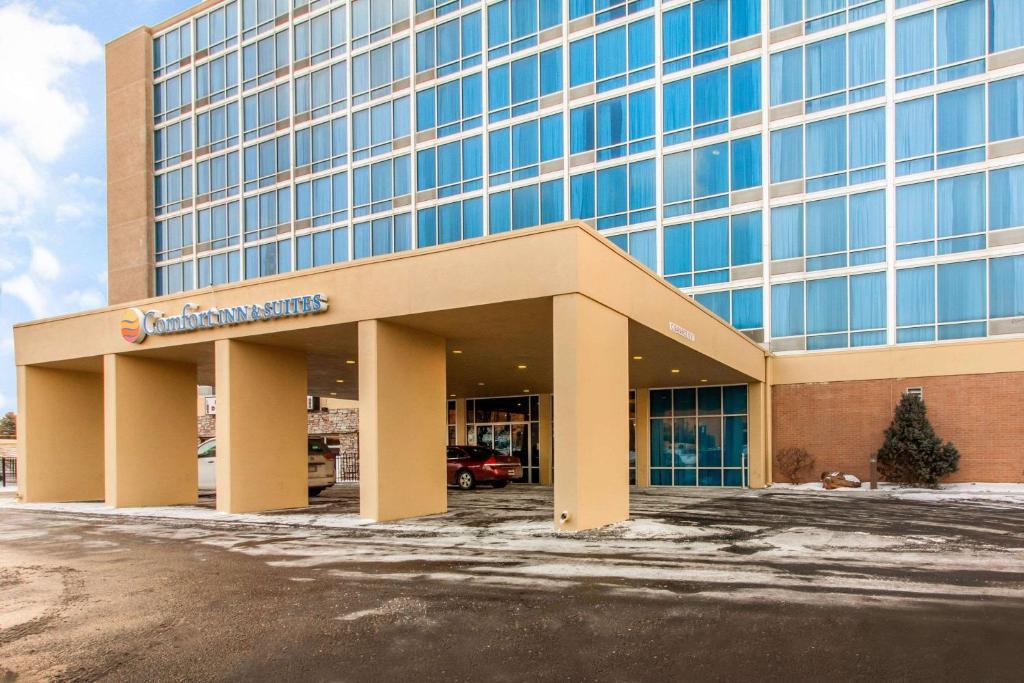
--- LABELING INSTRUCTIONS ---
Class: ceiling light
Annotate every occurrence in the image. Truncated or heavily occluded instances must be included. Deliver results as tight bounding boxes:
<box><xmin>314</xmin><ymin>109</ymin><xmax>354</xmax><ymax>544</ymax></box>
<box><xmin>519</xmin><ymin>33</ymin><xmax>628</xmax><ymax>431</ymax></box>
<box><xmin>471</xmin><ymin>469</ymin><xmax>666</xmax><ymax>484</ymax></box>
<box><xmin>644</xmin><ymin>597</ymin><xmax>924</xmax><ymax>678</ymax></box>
<box><xmin>517</xmin><ymin>364</ymin><xmax>527</xmax><ymax>369</ymax></box>
<box><xmin>523</xmin><ymin>389</ymin><xmax>530</xmax><ymax>393</ymax></box>
<box><xmin>700</xmin><ymin>379</ymin><xmax>708</xmax><ymax>383</ymax></box>
<box><xmin>329</xmin><ymin>392</ymin><xmax>337</xmax><ymax>396</ymax></box>
<box><xmin>477</xmin><ymin>382</ymin><xmax>485</xmax><ymax>386</ymax></box>
<box><xmin>336</xmin><ymin>379</ymin><xmax>345</xmax><ymax>383</ymax></box>
<box><xmin>671</xmin><ymin>369</ymin><xmax>680</xmax><ymax>374</ymax></box>
<box><xmin>452</xmin><ymin>349</ymin><xmax>463</xmax><ymax>354</ymax></box>
<box><xmin>450</xmin><ymin>393</ymin><xmax>456</xmax><ymax>398</ymax></box>
<box><xmin>345</xmin><ymin>360</ymin><xmax>356</xmax><ymax>365</ymax></box>
<box><xmin>632</xmin><ymin>355</ymin><xmax>643</xmax><ymax>360</ymax></box>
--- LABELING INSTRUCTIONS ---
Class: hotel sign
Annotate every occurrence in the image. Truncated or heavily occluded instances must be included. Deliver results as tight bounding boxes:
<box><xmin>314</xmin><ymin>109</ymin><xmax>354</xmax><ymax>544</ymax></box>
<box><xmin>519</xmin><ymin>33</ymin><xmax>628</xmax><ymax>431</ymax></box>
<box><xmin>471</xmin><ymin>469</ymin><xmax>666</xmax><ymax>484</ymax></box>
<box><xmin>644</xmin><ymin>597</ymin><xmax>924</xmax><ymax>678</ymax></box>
<box><xmin>120</xmin><ymin>294</ymin><xmax>329</xmax><ymax>344</ymax></box>
<box><xmin>669</xmin><ymin>321</ymin><xmax>696</xmax><ymax>342</ymax></box>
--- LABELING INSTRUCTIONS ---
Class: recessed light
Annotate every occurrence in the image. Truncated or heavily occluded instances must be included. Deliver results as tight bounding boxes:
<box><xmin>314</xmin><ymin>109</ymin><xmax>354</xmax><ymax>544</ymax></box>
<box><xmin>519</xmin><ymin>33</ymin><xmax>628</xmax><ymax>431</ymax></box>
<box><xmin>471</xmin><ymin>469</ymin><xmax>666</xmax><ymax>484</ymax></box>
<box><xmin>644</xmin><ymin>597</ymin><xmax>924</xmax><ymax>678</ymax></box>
<box><xmin>700</xmin><ymin>379</ymin><xmax>708</xmax><ymax>383</ymax></box>
<box><xmin>671</xmin><ymin>369</ymin><xmax>680</xmax><ymax>374</ymax></box>
<box><xmin>335</xmin><ymin>379</ymin><xmax>345</xmax><ymax>383</ymax></box>
<box><xmin>517</xmin><ymin>364</ymin><xmax>527</xmax><ymax>369</ymax></box>
<box><xmin>449</xmin><ymin>393</ymin><xmax>456</xmax><ymax>398</ymax></box>
<box><xmin>345</xmin><ymin>360</ymin><xmax>356</xmax><ymax>365</ymax></box>
<box><xmin>477</xmin><ymin>382</ymin><xmax>485</xmax><ymax>386</ymax></box>
<box><xmin>452</xmin><ymin>349</ymin><xmax>463</xmax><ymax>354</ymax></box>
<box><xmin>523</xmin><ymin>389</ymin><xmax>530</xmax><ymax>393</ymax></box>
<box><xmin>632</xmin><ymin>355</ymin><xmax>643</xmax><ymax>360</ymax></box>
<box><xmin>330</xmin><ymin>392</ymin><xmax>337</xmax><ymax>396</ymax></box>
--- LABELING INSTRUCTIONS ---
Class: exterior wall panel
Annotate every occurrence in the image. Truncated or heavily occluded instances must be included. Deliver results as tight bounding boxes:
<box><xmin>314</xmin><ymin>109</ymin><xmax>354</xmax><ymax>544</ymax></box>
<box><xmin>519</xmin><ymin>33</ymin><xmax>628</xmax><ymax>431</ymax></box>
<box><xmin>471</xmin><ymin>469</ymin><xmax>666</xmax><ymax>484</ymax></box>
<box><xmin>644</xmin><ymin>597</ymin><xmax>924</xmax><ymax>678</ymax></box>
<box><xmin>773</xmin><ymin>372</ymin><xmax>1024</xmax><ymax>484</ymax></box>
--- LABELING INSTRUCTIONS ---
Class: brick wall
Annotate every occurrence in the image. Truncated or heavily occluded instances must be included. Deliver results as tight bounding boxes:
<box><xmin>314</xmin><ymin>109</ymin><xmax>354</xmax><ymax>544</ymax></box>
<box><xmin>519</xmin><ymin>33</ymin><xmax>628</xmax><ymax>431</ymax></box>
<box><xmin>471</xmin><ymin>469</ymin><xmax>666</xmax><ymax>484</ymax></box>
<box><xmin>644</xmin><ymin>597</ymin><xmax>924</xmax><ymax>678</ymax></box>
<box><xmin>772</xmin><ymin>371</ymin><xmax>1024</xmax><ymax>483</ymax></box>
<box><xmin>0</xmin><ymin>439</ymin><xmax>15</xmax><ymax>460</ymax></box>
<box><xmin>198</xmin><ymin>408</ymin><xmax>359</xmax><ymax>460</ymax></box>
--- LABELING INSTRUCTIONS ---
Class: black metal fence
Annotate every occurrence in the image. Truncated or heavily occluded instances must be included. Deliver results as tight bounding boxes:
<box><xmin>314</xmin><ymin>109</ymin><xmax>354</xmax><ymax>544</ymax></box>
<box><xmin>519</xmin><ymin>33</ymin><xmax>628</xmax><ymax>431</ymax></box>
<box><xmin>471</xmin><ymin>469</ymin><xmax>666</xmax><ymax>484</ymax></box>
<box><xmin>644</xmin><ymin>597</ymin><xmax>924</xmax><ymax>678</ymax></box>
<box><xmin>335</xmin><ymin>452</ymin><xmax>359</xmax><ymax>483</ymax></box>
<box><xmin>1</xmin><ymin>457</ymin><xmax>16</xmax><ymax>487</ymax></box>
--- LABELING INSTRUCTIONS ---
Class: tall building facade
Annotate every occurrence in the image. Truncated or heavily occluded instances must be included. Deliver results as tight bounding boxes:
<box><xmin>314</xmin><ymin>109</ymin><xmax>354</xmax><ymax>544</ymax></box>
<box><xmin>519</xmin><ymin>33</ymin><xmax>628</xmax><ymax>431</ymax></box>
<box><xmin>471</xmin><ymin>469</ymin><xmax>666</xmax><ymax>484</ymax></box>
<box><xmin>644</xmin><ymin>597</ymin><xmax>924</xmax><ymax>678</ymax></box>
<box><xmin>83</xmin><ymin>0</ymin><xmax>1024</xmax><ymax>493</ymax></box>
<box><xmin>132</xmin><ymin>0</ymin><xmax>1024</xmax><ymax>353</ymax></box>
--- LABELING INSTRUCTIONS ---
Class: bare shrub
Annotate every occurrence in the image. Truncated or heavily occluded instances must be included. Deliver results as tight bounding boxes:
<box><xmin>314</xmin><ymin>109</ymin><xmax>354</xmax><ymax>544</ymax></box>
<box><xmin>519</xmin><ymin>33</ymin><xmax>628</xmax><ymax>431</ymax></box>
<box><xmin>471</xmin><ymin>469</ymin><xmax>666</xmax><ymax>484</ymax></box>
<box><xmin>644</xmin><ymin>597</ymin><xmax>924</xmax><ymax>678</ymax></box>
<box><xmin>776</xmin><ymin>447</ymin><xmax>816</xmax><ymax>484</ymax></box>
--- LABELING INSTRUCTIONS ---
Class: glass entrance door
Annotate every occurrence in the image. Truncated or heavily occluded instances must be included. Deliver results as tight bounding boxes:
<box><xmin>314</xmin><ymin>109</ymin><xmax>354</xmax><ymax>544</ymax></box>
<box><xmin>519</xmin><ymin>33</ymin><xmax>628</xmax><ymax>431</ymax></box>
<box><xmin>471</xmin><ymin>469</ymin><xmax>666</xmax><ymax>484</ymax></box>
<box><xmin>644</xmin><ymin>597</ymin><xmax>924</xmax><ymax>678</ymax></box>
<box><xmin>466</xmin><ymin>396</ymin><xmax>541</xmax><ymax>483</ymax></box>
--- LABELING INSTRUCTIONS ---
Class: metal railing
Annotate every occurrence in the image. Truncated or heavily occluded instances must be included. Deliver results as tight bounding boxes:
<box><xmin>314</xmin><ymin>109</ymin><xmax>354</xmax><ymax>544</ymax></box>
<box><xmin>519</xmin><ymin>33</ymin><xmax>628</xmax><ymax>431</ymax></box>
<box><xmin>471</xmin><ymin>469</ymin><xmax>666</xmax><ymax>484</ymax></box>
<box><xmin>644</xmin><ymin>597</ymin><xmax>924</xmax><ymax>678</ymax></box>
<box><xmin>1</xmin><ymin>457</ymin><xmax>16</xmax><ymax>487</ymax></box>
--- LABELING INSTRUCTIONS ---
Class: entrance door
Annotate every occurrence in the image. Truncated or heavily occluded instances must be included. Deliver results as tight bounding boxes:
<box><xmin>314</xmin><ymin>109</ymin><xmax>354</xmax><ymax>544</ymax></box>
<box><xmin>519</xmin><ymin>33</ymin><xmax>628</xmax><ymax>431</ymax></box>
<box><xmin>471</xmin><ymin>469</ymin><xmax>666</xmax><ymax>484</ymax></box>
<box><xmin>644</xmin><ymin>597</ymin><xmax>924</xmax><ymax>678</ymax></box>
<box><xmin>466</xmin><ymin>395</ymin><xmax>541</xmax><ymax>483</ymax></box>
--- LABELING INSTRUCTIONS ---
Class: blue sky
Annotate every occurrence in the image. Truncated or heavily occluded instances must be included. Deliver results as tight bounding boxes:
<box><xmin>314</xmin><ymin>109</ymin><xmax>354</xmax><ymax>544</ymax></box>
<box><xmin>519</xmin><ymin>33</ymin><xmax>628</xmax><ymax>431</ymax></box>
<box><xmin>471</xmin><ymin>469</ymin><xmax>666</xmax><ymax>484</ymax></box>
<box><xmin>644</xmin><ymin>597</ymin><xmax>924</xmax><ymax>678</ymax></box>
<box><xmin>0</xmin><ymin>0</ymin><xmax>197</xmax><ymax>414</ymax></box>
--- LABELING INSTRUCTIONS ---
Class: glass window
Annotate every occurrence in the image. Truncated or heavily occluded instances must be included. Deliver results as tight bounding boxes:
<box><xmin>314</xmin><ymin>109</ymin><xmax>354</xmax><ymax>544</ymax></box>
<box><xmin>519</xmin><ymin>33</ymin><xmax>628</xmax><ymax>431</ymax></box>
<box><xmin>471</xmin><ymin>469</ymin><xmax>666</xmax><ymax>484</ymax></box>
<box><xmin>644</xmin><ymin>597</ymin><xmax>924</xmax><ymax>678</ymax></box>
<box><xmin>771</xmin><ymin>282</ymin><xmax>804</xmax><ymax>337</ymax></box>
<box><xmin>990</xmin><ymin>165</ymin><xmax>1024</xmax><ymax>231</ymax></box>
<box><xmin>990</xmin><ymin>0</ymin><xmax>1024</xmax><ymax>53</ymax></box>
<box><xmin>990</xmin><ymin>255</ymin><xmax>1024</xmax><ymax>318</ymax></box>
<box><xmin>989</xmin><ymin>76</ymin><xmax>1024</xmax><ymax>142</ymax></box>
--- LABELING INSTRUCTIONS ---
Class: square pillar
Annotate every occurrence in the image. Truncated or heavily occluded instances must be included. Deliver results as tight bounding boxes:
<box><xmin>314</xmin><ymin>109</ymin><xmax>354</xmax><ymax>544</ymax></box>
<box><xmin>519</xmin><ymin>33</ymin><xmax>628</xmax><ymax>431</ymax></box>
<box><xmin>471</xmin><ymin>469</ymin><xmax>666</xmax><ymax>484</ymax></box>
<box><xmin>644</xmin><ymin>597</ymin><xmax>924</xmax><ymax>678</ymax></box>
<box><xmin>538</xmin><ymin>393</ymin><xmax>553</xmax><ymax>486</ymax></box>
<box><xmin>215</xmin><ymin>340</ymin><xmax>308</xmax><ymax>513</ymax></box>
<box><xmin>747</xmin><ymin>381</ymin><xmax>770</xmax><ymax>488</ymax></box>
<box><xmin>104</xmin><ymin>354</ymin><xmax>197</xmax><ymax>507</ymax></box>
<box><xmin>455</xmin><ymin>397</ymin><xmax>467</xmax><ymax>444</ymax></box>
<box><xmin>17</xmin><ymin>365</ymin><xmax>104</xmax><ymax>502</ymax></box>
<box><xmin>552</xmin><ymin>294</ymin><xmax>629</xmax><ymax>531</ymax></box>
<box><xmin>634</xmin><ymin>388</ymin><xmax>651</xmax><ymax>487</ymax></box>
<box><xmin>359</xmin><ymin>320</ymin><xmax>447</xmax><ymax>522</ymax></box>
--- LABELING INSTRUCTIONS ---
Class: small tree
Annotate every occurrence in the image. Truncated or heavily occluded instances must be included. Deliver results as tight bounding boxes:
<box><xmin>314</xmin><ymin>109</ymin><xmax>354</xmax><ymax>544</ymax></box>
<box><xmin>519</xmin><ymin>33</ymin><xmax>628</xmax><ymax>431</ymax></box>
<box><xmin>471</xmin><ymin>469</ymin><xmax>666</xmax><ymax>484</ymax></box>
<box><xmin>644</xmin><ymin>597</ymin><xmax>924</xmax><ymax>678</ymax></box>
<box><xmin>776</xmin><ymin>447</ymin><xmax>816</xmax><ymax>484</ymax></box>
<box><xmin>0</xmin><ymin>412</ymin><xmax>14</xmax><ymax>438</ymax></box>
<box><xmin>876</xmin><ymin>393</ymin><xmax>958</xmax><ymax>487</ymax></box>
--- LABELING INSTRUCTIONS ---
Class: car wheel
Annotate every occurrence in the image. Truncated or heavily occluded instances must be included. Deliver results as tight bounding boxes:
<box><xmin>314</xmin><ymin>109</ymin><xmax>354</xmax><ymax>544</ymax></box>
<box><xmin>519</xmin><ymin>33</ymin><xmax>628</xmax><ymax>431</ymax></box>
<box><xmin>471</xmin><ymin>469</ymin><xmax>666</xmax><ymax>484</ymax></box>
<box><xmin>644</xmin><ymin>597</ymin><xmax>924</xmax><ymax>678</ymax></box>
<box><xmin>491</xmin><ymin>480</ymin><xmax>508</xmax><ymax>489</ymax></box>
<box><xmin>308</xmin><ymin>487</ymin><xmax>325</xmax><ymax>497</ymax></box>
<box><xmin>456</xmin><ymin>470</ymin><xmax>475</xmax><ymax>490</ymax></box>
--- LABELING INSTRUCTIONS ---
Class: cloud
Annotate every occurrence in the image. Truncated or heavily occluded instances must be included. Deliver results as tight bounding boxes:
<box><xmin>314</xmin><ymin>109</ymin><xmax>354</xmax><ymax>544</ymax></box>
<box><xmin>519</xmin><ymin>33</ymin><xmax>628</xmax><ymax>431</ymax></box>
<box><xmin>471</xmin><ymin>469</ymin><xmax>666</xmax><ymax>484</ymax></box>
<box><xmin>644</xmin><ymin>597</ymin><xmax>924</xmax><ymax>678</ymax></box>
<box><xmin>0</xmin><ymin>2</ymin><xmax>102</xmax><ymax>227</ymax></box>
<box><xmin>29</xmin><ymin>246</ymin><xmax>61</xmax><ymax>281</ymax></box>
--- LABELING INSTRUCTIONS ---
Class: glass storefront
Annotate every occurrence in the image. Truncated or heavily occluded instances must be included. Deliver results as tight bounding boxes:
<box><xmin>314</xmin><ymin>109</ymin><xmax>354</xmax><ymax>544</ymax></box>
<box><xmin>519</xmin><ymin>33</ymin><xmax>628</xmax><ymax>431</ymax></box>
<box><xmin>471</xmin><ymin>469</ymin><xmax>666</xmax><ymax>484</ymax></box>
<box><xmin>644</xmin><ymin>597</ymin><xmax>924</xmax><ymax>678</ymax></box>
<box><xmin>466</xmin><ymin>395</ymin><xmax>542</xmax><ymax>484</ymax></box>
<box><xmin>650</xmin><ymin>385</ymin><xmax>748</xmax><ymax>487</ymax></box>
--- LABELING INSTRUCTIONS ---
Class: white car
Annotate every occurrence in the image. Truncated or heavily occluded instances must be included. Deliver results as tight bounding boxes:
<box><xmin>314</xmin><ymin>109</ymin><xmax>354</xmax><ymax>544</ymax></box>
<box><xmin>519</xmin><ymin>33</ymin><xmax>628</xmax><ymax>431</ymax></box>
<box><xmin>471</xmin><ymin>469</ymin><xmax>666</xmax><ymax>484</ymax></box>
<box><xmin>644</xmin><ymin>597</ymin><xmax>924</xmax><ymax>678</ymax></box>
<box><xmin>197</xmin><ymin>437</ymin><xmax>336</xmax><ymax>496</ymax></box>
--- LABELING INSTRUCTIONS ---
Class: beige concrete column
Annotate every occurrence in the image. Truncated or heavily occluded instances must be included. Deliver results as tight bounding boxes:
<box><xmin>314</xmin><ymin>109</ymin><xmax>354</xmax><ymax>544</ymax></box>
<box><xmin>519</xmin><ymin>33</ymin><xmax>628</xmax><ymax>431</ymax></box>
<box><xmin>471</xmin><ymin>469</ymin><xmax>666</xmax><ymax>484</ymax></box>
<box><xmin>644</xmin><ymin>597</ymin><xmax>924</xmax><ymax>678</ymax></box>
<box><xmin>106</xmin><ymin>27</ymin><xmax>155</xmax><ymax>304</ymax></box>
<box><xmin>537</xmin><ymin>393</ymin><xmax>553</xmax><ymax>485</ymax></box>
<box><xmin>215</xmin><ymin>340</ymin><xmax>308</xmax><ymax>513</ymax></box>
<box><xmin>747</xmin><ymin>381</ymin><xmax>770</xmax><ymax>488</ymax></box>
<box><xmin>359</xmin><ymin>320</ymin><xmax>447</xmax><ymax>522</ymax></box>
<box><xmin>552</xmin><ymin>294</ymin><xmax>629</xmax><ymax>531</ymax></box>
<box><xmin>455</xmin><ymin>398</ymin><xmax>467</xmax><ymax>444</ymax></box>
<box><xmin>104</xmin><ymin>354</ymin><xmax>197</xmax><ymax>507</ymax></box>
<box><xmin>17</xmin><ymin>365</ymin><xmax>104</xmax><ymax>502</ymax></box>
<box><xmin>634</xmin><ymin>388</ymin><xmax>651</xmax><ymax>487</ymax></box>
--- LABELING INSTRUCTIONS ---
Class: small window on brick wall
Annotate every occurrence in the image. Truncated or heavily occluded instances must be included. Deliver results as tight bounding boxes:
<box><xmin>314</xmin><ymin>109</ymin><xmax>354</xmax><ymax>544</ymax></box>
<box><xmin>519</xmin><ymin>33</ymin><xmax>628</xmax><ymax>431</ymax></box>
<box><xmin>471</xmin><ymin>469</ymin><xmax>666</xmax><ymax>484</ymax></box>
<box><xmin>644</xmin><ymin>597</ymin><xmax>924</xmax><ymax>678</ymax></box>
<box><xmin>905</xmin><ymin>387</ymin><xmax>924</xmax><ymax>399</ymax></box>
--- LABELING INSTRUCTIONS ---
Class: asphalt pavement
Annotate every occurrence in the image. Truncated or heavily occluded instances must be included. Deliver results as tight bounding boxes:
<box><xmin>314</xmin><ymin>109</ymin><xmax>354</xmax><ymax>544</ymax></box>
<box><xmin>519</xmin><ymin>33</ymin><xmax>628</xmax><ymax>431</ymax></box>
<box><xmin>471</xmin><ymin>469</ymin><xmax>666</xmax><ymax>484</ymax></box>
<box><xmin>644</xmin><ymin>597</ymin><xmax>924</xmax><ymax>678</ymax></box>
<box><xmin>1</xmin><ymin>486</ymin><xmax>1022</xmax><ymax>682</ymax></box>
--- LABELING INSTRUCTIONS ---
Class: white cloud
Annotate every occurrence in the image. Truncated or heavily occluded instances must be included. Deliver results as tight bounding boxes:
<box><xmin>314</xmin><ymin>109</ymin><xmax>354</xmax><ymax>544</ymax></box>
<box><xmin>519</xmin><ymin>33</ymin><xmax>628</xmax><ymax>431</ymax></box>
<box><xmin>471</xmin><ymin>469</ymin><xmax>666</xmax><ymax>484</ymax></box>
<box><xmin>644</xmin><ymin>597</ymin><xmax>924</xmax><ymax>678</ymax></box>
<box><xmin>0</xmin><ymin>3</ymin><xmax>102</xmax><ymax>227</ymax></box>
<box><xmin>29</xmin><ymin>246</ymin><xmax>61</xmax><ymax>281</ymax></box>
<box><xmin>3</xmin><ymin>273</ymin><xmax>50</xmax><ymax>319</ymax></box>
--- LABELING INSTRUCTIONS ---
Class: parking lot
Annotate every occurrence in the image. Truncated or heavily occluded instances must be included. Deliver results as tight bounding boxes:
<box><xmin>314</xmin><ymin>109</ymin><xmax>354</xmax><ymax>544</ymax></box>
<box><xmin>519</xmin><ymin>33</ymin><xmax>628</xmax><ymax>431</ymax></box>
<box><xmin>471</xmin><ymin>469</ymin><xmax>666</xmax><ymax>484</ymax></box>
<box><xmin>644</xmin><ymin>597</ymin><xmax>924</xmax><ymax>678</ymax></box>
<box><xmin>2</xmin><ymin>485</ymin><xmax>1023</xmax><ymax>681</ymax></box>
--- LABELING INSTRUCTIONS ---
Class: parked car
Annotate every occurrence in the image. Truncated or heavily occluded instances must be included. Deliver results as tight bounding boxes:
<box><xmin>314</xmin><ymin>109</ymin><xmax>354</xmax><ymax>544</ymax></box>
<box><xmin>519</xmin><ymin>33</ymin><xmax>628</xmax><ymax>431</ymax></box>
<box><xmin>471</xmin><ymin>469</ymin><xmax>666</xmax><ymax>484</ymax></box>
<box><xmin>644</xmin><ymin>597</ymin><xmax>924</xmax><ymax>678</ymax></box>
<box><xmin>447</xmin><ymin>445</ymin><xmax>522</xmax><ymax>490</ymax></box>
<box><xmin>197</xmin><ymin>437</ymin><xmax>336</xmax><ymax>496</ymax></box>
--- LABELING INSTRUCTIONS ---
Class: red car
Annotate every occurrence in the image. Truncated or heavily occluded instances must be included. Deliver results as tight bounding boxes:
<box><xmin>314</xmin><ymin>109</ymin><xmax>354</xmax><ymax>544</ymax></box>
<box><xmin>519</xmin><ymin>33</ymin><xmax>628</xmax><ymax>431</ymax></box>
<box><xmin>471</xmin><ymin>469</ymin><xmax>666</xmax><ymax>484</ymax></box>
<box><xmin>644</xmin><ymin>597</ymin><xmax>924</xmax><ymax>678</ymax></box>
<box><xmin>447</xmin><ymin>445</ymin><xmax>522</xmax><ymax>490</ymax></box>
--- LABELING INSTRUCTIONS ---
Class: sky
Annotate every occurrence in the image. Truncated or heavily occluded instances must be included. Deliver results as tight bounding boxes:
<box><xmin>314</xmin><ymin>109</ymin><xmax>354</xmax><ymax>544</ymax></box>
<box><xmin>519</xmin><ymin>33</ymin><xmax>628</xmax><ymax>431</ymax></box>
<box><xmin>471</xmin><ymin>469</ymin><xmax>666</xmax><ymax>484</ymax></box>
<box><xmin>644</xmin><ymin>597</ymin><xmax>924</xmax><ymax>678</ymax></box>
<box><xmin>0</xmin><ymin>0</ymin><xmax>197</xmax><ymax>414</ymax></box>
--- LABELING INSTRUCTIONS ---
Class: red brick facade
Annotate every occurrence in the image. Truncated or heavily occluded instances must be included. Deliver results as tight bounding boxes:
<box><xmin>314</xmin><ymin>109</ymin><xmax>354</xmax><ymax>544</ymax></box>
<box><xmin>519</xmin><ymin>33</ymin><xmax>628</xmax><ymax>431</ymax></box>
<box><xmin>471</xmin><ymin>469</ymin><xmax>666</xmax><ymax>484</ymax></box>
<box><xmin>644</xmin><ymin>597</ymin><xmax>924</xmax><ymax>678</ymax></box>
<box><xmin>772</xmin><ymin>372</ymin><xmax>1024</xmax><ymax>483</ymax></box>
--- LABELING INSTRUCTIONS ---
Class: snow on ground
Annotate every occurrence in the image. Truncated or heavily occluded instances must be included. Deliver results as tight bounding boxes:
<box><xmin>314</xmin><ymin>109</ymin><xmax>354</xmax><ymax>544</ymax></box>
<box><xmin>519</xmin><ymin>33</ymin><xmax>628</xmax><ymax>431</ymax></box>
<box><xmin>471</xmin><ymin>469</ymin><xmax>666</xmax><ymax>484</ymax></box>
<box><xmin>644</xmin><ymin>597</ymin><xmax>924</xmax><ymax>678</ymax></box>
<box><xmin>770</xmin><ymin>481</ymin><xmax>1024</xmax><ymax>503</ymax></box>
<box><xmin>2</xmin><ymin>485</ymin><xmax>1023</xmax><ymax>609</ymax></box>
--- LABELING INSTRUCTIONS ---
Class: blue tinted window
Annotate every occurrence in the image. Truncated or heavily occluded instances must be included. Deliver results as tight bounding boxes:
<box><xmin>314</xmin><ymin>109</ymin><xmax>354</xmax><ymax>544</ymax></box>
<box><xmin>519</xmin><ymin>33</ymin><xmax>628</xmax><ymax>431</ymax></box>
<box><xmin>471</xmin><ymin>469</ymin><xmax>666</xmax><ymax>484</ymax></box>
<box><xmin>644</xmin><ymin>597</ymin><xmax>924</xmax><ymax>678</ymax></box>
<box><xmin>989</xmin><ymin>76</ymin><xmax>1024</xmax><ymax>141</ymax></box>
<box><xmin>771</xmin><ymin>282</ymin><xmax>804</xmax><ymax>337</ymax></box>
<box><xmin>990</xmin><ymin>255</ymin><xmax>1024</xmax><ymax>318</ymax></box>
<box><xmin>937</xmin><ymin>0</ymin><xmax>984</xmax><ymax>66</ymax></box>
<box><xmin>770</xmin><ymin>48</ymin><xmax>802</xmax><ymax>106</ymax></box>
<box><xmin>806</xmin><ymin>35</ymin><xmax>845</xmax><ymax>98</ymax></box>
<box><xmin>664</xmin><ymin>223</ymin><xmax>692</xmax><ymax>275</ymax></box>
<box><xmin>989</xmin><ymin>165</ymin><xmax>1024</xmax><ymax>230</ymax></box>
<box><xmin>937</xmin><ymin>260</ymin><xmax>985</xmax><ymax>323</ymax></box>
<box><xmin>991</xmin><ymin>0</ymin><xmax>1024</xmax><ymax>53</ymax></box>
<box><xmin>731</xmin><ymin>135</ymin><xmax>761</xmax><ymax>190</ymax></box>
<box><xmin>771</xmin><ymin>204</ymin><xmax>803</xmax><ymax>260</ymax></box>
<box><xmin>730</xmin><ymin>212</ymin><xmax>762</xmax><ymax>265</ymax></box>
<box><xmin>731</xmin><ymin>59</ymin><xmax>760</xmax><ymax>115</ymax></box>
<box><xmin>936</xmin><ymin>85</ymin><xmax>985</xmax><ymax>152</ymax></box>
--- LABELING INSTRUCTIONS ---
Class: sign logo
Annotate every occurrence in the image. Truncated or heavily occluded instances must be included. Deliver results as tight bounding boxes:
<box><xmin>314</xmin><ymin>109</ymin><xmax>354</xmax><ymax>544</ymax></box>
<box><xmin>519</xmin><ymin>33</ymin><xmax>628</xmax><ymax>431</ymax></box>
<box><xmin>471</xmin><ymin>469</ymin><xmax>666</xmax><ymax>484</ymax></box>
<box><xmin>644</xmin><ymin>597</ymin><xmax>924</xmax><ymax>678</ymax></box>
<box><xmin>121</xmin><ymin>294</ymin><xmax>329</xmax><ymax>344</ymax></box>
<box><xmin>669</xmin><ymin>321</ymin><xmax>696</xmax><ymax>342</ymax></box>
<box><xmin>120</xmin><ymin>308</ymin><xmax>147</xmax><ymax>344</ymax></box>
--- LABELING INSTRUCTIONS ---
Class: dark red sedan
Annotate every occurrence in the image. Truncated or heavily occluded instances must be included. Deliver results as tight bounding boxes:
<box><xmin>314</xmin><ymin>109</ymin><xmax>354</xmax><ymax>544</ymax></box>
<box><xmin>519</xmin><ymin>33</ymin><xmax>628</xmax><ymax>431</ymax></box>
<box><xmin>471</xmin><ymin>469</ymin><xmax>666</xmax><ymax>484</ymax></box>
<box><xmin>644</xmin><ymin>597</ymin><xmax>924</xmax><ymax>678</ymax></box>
<box><xmin>447</xmin><ymin>445</ymin><xmax>522</xmax><ymax>490</ymax></box>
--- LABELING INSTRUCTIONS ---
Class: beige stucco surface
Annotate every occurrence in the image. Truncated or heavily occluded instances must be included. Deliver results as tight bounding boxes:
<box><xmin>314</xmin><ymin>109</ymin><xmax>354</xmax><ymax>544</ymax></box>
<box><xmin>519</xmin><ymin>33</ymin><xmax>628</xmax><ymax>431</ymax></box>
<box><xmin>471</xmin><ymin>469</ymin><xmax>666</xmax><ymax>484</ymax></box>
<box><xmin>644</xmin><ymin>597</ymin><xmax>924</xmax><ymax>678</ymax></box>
<box><xmin>770</xmin><ymin>338</ymin><xmax>1024</xmax><ymax>385</ymax></box>
<box><xmin>106</xmin><ymin>27</ymin><xmax>154</xmax><ymax>305</ymax></box>
<box><xmin>104</xmin><ymin>354</ymin><xmax>197</xmax><ymax>507</ymax></box>
<box><xmin>215</xmin><ymin>340</ymin><xmax>309</xmax><ymax>513</ymax></box>
<box><xmin>552</xmin><ymin>294</ymin><xmax>630</xmax><ymax>531</ymax></box>
<box><xmin>17</xmin><ymin>366</ymin><xmax>104</xmax><ymax>503</ymax></box>
<box><xmin>358</xmin><ymin>320</ymin><xmax>447</xmax><ymax>522</ymax></box>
